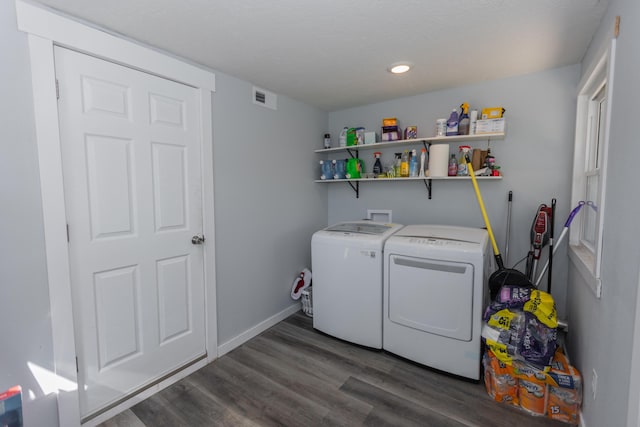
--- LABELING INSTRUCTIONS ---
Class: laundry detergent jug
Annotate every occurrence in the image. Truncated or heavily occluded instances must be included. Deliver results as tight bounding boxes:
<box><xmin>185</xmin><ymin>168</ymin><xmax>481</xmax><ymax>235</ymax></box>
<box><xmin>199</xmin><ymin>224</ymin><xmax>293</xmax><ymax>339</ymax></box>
<box><xmin>333</xmin><ymin>159</ymin><xmax>347</xmax><ymax>179</ymax></box>
<box><xmin>346</xmin><ymin>158</ymin><xmax>364</xmax><ymax>179</ymax></box>
<box><xmin>319</xmin><ymin>160</ymin><xmax>334</xmax><ymax>180</ymax></box>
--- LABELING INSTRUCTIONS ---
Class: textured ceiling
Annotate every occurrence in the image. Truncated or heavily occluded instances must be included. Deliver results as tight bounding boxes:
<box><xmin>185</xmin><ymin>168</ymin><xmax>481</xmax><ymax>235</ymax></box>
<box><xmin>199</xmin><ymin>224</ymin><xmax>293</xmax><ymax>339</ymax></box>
<box><xmin>31</xmin><ymin>0</ymin><xmax>609</xmax><ymax>111</ymax></box>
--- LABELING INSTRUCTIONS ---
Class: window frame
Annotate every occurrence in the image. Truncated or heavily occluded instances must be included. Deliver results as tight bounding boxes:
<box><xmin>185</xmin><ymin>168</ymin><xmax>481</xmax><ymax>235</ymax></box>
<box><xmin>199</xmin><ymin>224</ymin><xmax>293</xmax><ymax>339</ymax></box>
<box><xmin>568</xmin><ymin>39</ymin><xmax>616</xmax><ymax>298</ymax></box>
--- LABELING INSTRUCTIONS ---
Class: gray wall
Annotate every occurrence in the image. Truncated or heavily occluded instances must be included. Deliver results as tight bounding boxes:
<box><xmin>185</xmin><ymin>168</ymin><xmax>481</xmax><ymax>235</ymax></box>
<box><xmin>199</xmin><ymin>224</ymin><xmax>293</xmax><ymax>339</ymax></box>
<box><xmin>0</xmin><ymin>2</ymin><xmax>329</xmax><ymax>424</ymax></box>
<box><xmin>5</xmin><ymin>0</ymin><xmax>638</xmax><ymax>425</ymax></box>
<box><xmin>211</xmin><ymin>72</ymin><xmax>328</xmax><ymax>345</ymax></box>
<box><xmin>0</xmin><ymin>1</ymin><xmax>59</xmax><ymax>425</ymax></box>
<box><xmin>566</xmin><ymin>0</ymin><xmax>640</xmax><ymax>426</ymax></box>
<box><xmin>328</xmin><ymin>65</ymin><xmax>579</xmax><ymax>317</ymax></box>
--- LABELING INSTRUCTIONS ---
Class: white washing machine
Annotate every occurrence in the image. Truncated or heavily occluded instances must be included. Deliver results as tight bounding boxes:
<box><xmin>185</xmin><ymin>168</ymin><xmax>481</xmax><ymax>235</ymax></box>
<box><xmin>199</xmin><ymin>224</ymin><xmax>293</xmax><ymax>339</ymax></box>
<box><xmin>312</xmin><ymin>221</ymin><xmax>404</xmax><ymax>348</ymax></box>
<box><xmin>383</xmin><ymin>224</ymin><xmax>492</xmax><ymax>380</ymax></box>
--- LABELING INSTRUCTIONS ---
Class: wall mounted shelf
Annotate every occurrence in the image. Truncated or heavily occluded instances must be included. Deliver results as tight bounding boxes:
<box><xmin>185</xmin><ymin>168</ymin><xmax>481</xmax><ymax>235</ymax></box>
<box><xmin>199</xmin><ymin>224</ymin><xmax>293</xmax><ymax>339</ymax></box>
<box><xmin>313</xmin><ymin>132</ymin><xmax>505</xmax><ymax>154</ymax></box>
<box><xmin>314</xmin><ymin>175</ymin><xmax>502</xmax><ymax>199</ymax></box>
<box><xmin>314</xmin><ymin>132</ymin><xmax>505</xmax><ymax>199</ymax></box>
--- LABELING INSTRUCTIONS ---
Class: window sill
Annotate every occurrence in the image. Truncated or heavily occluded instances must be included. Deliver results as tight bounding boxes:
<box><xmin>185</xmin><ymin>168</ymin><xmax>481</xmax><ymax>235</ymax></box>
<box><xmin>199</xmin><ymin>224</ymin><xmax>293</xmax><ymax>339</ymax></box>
<box><xmin>568</xmin><ymin>244</ymin><xmax>602</xmax><ymax>298</ymax></box>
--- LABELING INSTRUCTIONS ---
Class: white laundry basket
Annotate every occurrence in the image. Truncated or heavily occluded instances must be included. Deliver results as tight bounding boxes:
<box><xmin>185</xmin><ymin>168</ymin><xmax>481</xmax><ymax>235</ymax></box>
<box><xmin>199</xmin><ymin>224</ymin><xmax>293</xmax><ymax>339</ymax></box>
<box><xmin>301</xmin><ymin>287</ymin><xmax>313</xmax><ymax>317</ymax></box>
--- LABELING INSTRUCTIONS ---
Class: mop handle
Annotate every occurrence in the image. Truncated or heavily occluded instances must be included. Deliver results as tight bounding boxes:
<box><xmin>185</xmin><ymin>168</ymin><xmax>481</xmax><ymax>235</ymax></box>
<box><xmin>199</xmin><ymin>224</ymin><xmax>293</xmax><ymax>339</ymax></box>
<box><xmin>467</xmin><ymin>162</ymin><xmax>502</xmax><ymax>265</ymax></box>
<box><xmin>534</xmin><ymin>201</ymin><xmax>585</xmax><ymax>286</ymax></box>
<box><xmin>564</xmin><ymin>201</ymin><xmax>586</xmax><ymax>227</ymax></box>
<box><xmin>505</xmin><ymin>191</ymin><xmax>513</xmax><ymax>266</ymax></box>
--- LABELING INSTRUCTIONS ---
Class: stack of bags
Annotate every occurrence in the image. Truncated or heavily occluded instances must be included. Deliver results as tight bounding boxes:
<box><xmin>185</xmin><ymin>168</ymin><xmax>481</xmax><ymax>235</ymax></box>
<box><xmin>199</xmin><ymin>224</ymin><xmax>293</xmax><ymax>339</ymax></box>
<box><xmin>481</xmin><ymin>285</ymin><xmax>582</xmax><ymax>425</ymax></box>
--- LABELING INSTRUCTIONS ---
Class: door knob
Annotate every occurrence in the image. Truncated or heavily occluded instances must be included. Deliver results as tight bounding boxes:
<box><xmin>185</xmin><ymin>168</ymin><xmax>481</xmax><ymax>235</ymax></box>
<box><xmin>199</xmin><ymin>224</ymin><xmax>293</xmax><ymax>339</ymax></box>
<box><xmin>191</xmin><ymin>235</ymin><xmax>205</xmax><ymax>245</ymax></box>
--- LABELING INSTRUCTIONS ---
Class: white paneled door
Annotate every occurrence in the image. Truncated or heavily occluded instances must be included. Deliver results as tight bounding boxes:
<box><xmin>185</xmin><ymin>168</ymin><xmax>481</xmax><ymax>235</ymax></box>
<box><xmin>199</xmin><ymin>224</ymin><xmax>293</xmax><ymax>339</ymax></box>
<box><xmin>54</xmin><ymin>47</ymin><xmax>206</xmax><ymax>418</ymax></box>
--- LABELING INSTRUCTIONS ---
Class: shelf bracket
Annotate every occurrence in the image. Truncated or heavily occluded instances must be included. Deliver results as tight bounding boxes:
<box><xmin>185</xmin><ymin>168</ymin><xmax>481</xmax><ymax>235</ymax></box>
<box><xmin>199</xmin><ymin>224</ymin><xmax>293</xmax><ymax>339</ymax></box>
<box><xmin>347</xmin><ymin>180</ymin><xmax>360</xmax><ymax>198</ymax></box>
<box><xmin>346</xmin><ymin>148</ymin><xmax>358</xmax><ymax>159</ymax></box>
<box><xmin>422</xmin><ymin>179</ymin><xmax>432</xmax><ymax>199</ymax></box>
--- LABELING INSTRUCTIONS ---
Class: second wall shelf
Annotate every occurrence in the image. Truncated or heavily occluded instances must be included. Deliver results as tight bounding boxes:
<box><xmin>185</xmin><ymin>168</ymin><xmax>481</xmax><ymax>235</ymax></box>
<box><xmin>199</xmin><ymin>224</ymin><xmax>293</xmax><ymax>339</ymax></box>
<box><xmin>315</xmin><ymin>131</ymin><xmax>505</xmax><ymax>199</ymax></box>
<box><xmin>315</xmin><ymin>175</ymin><xmax>502</xmax><ymax>199</ymax></box>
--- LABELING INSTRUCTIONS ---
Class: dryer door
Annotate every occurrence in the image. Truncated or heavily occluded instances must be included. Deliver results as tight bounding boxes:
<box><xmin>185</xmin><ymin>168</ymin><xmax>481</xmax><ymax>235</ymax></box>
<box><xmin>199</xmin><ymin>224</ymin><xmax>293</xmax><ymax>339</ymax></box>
<box><xmin>387</xmin><ymin>255</ymin><xmax>474</xmax><ymax>341</ymax></box>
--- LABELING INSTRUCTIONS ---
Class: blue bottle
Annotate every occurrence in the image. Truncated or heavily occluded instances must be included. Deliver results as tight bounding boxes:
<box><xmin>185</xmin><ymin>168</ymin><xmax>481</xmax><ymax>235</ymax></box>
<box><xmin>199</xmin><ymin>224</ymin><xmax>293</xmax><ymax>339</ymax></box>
<box><xmin>409</xmin><ymin>149</ymin><xmax>419</xmax><ymax>177</ymax></box>
<box><xmin>333</xmin><ymin>159</ymin><xmax>347</xmax><ymax>179</ymax></box>
<box><xmin>319</xmin><ymin>160</ymin><xmax>334</xmax><ymax>180</ymax></box>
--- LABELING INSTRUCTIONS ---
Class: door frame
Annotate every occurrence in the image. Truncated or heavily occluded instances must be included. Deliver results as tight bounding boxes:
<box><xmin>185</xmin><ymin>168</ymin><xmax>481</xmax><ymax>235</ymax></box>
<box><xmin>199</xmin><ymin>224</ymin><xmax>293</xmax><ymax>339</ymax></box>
<box><xmin>16</xmin><ymin>2</ymin><xmax>217</xmax><ymax>425</ymax></box>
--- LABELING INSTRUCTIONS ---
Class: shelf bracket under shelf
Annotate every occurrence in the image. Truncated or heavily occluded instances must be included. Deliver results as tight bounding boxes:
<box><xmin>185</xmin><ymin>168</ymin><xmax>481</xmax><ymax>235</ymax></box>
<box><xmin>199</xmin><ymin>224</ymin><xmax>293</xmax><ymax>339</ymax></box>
<box><xmin>347</xmin><ymin>180</ymin><xmax>360</xmax><ymax>198</ymax></box>
<box><xmin>422</xmin><ymin>179</ymin><xmax>432</xmax><ymax>199</ymax></box>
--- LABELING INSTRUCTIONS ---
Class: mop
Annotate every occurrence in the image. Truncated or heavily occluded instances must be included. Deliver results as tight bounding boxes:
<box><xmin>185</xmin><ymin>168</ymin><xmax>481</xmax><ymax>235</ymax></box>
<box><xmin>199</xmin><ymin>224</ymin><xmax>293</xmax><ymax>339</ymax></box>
<box><xmin>534</xmin><ymin>201</ymin><xmax>585</xmax><ymax>287</ymax></box>
<box><xmin>467</xmin><ymin>160</ymin><xmax>532</xmax><ymax>300</ymax></box>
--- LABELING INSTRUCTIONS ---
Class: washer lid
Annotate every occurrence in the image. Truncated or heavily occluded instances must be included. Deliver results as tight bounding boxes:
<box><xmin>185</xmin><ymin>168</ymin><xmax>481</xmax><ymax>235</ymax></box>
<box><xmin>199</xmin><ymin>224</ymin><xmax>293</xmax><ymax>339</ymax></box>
<box><xmin>393</xmin><ymin>224</ymin><xmax>487</xmax><ymax>244</ymax></box>
<box><xmin>325</xmin><ymin>221</ymin><xmax>400</xmax><ymax>235</ymax></box>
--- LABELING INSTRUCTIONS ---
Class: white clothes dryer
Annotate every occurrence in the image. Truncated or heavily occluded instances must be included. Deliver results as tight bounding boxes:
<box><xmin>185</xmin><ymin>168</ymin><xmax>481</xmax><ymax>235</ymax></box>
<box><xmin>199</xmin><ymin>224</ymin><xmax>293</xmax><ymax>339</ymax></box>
<box><xmin>312</xmin><ymin>221</ymin><xmax>404</xmax><ymax>348</ymax></box>
<box><xmin>383</xmin><ymin>224</ymin><xmax>492</xmax><ymax>380</ymax></box>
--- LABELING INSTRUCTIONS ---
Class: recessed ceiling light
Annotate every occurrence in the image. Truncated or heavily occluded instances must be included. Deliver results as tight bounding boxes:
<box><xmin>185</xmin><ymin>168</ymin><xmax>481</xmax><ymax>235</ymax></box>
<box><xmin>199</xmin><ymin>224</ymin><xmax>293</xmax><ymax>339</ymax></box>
<box><xmin>389</xmin><ymin>62</ymin><xmax>412</xmax><ymax>74</ymax></box>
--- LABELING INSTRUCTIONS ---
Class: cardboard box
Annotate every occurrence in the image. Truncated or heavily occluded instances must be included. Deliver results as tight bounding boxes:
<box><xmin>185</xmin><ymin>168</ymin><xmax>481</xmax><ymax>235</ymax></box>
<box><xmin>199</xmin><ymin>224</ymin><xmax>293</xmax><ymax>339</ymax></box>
<box><xmin>364</xmin><ymin>131</ymin><xmax>376</xmax><ymax>144</ymax></box>
<box><xmin>475</xmin><ymin>118</ymin><xmax>505</xmax><ymax>134</ymax></box>
<box><xmin>481</xmin><ymin>107</ymin><xmax>505</xmax><ymax>119</ymax></box>
<box><xmin>472</xmin><ymin>149</ymin><xmax>488</xmax><ymax>170</ymax></box>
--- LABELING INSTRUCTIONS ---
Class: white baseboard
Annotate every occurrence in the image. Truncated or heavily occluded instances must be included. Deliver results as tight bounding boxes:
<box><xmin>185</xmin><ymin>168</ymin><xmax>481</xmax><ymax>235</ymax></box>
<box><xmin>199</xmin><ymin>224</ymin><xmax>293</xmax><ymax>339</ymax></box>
<box><xmin>580</xmin><ymin>412</ymin><xmax>587</xmax><ymax>427</ymax></box>
<box><xmin>217</xmin><ymin>303</ymin><xmax>301</xmax><ymax>357</ymax></box>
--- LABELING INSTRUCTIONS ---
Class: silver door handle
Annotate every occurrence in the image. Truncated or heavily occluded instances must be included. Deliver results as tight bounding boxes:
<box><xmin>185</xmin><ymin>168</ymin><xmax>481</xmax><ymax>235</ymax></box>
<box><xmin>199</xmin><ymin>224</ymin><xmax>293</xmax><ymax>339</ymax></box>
<box><xmin>191</xmin><ymin>235</ymin><xmax>205</xmax><ymax>245</ymax></box>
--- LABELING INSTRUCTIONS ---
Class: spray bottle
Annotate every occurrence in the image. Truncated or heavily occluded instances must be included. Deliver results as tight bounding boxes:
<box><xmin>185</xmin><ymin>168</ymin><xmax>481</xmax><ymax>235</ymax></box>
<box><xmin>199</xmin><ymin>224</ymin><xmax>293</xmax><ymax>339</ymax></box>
<box><xmin>373</xmin><ymin>152</ymin><xmax>383</xmax><ymax>177</ymax></box>
<box><xmin>394</xmin><ymin>153</ymin><xmax>402</xmax><ymax>177</ymax></box>
<box><xmin>457</xmin><ymin>145</ymin><xmax>471</xmax><ymax>176</ymax></box>
<box><xmin>400</xmin><ymin>150</ymin><xmax>410</xmax><ymax>177</ymax></box>
<box><xmin>458</xmin><ymin>103</ymin><xmax>470</xmax><ymax>135</ymax></box>
<box><xmin>419</xmin><ymin>147</ymin><xmax>427</xmax><ymax>177</ymax></box>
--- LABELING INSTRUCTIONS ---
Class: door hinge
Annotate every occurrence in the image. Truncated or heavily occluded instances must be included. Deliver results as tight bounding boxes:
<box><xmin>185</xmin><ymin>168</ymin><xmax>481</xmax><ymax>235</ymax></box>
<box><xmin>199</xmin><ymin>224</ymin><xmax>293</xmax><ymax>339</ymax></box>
<box><xmin>55</xmin><ymin>79</ymin><xmax>60</xmax><ymax>100</ymax></box>
<box><xmin>66</xmin><ymin>224</ymin><xmax>70</xmax><ymax>242</ymax></box>
<box><xmin>75</xmin><ymin>356</ymin><xmax>79</xmax><ymax>373</ymax></box>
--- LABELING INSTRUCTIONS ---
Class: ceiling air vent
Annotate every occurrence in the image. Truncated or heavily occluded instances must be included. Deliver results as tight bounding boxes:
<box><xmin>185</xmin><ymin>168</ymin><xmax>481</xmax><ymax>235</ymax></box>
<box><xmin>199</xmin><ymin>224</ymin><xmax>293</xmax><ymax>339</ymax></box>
<box><xmin>252</xmin><ymin>86</ymin><xmax>277</xmax><ymax>110</ymax></box>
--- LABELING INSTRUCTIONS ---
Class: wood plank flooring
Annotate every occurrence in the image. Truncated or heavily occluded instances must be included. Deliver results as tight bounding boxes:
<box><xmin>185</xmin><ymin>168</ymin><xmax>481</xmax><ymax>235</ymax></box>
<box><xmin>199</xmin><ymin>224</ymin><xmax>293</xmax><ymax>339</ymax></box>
<box><xmin>99</xmin><ymin>312</ymin><xmax>568</xmax><ymax>427</ymax></box>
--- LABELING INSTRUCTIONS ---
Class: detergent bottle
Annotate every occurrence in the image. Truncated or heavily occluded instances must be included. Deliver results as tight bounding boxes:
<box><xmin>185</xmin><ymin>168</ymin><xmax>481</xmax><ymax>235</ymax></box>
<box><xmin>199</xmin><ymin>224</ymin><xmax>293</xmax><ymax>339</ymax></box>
<box><xmin>333</xmin><ymin>159</ymin><xmax>347</xmax><ymax>179</ymax></box>
<box><xmin>346</xmin><ymin>128</ymin><xmax>358</xmax><ymax>146</ymax></box>
<box><xmin>339</xmin><ymin>127</ymin><xmax>348</xmax><ymax>147</ymax></box>
<box><xmin>419</xmin><ymin>147</ymin><xmax>427</xmax><ymax>177</ymax></box>
<box><xmin>394</xmin><ymin>153</ymin><xmax>402</xmax><ymax>177</ymax></box>
<box><xmin>458</xmin><ymin>103</ymin><xmax>470</xmax><ymax>135</ymax></box>
<box><xmin>400</xmin><ymin>150</ymin><xmax>410</xmax><ymax>177</ymax></box>
<box><xmin>446</xmin><ymin>109</ymin><xmax>459</xmax><ymax>136</ymax></box>
<box><xmin>319</xmin><ymin>160</ymin><xmax>334</xmax><ymax>180</ymax></box>
<box><xmin>345</xmin><ymin>158</ymin><xmax>364</xmax><ymax>179</ymax></box>
<box><xmin>457</xmin><ymin>145</ymin><xmax>471</xmax><ymax>176</ymax></box>
<box><xmin>409</xmin><ymin>149</ymin><xmax>419</xmax><ymax>177</ymax></box>
<box><xmin>373</xmin><ymin>152</ymin><xmax>383</xmax><ymax>177</ymax></box>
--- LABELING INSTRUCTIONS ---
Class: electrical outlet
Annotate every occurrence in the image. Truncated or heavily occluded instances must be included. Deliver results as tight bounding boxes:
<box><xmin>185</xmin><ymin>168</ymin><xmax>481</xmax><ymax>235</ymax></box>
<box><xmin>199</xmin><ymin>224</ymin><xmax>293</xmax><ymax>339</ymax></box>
<box><xmin>591</xmin><ymin>369</ymin><xmax>598</xmax><ymax>400</ymax></box>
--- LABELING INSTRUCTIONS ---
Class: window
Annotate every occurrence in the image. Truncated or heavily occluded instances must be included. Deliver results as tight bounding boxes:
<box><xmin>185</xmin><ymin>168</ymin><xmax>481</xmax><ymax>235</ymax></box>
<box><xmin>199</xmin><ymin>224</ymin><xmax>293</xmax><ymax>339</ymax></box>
<box><xmin>569</xmin><ymin>40</ymin><xmax>616</xmax><ymax>298</ymax></box>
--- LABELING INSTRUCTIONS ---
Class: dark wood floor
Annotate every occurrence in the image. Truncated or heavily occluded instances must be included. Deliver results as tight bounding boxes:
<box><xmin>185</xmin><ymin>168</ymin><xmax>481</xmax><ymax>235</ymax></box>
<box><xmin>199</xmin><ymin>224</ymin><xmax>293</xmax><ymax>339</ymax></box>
<box><xmin>99</xmin><ymin>312</ymin><xmax>568</xmax><ymax>427</ymax></box>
